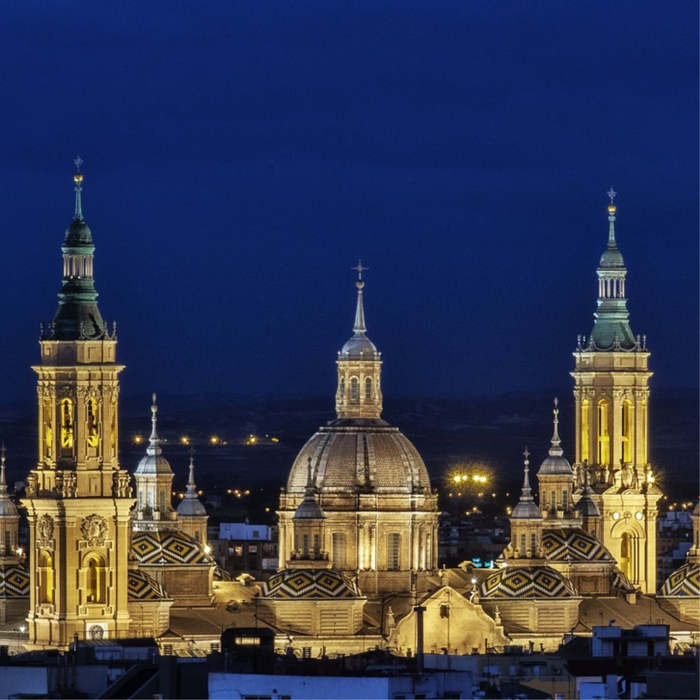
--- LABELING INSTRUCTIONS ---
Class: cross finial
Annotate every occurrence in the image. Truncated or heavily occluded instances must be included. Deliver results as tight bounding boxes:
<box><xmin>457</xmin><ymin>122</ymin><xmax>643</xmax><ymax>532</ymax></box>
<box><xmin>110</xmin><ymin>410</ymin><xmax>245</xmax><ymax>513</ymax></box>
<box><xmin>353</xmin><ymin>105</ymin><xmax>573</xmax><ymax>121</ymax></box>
<box><xmin>352</xmin><ymin>260</ymin><xmax>369</xmax><ymax>281</ymax></box>
<box><xmin>607</xmin><ymin>187</ymin><xmax>617</xmax><ymax>204</ymax></box>
<box><xmin>0</xmin><ymin>443</ymin><xmax>5</xmax><ymax>466</ymax></box>
<box><xmin>523</xmin><ymin>446</ymin><xmax>530</xmax><ymax>462</ymax></box>
<box><xmin>74</xmin><ymin>155</ymin><xmax>84</xmax><ymax>173</ymax></box>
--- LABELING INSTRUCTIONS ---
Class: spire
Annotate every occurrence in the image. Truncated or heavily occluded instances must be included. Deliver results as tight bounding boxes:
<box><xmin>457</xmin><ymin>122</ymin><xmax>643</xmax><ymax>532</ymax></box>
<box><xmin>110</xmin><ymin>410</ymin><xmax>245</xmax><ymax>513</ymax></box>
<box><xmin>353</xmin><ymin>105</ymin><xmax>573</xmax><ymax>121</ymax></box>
<box><xmin>607</xmin><ymin>186</ymin><xmax>617</xmax><ymax>247</ymax></box>
<box><xmin>73</xmin><ymin>155</ymin><xmax>84</xmax><ymax>221</ymax></box>
<box><xmin>0</xmin><ymin>444</ymin><xmax>8</xmax><ymax>494</ymax></box>
<box><xmin>0</xmin><ymin>443</ymin><xmax>18</xmax><ymax>518</ymax></box>
<box><xmin>352</xmin><ymin>260</ymin><xmax>368</xmax><ymax>334</ymax></box>
<box><xmin>147</xmin><ymin>393</ymin><xmax>162</xmax><ymax>457</ymax></box>
<box><xmin>520</xmin><ymin>447</ymin><xmax>533</xmax><ymax>501</ymax></box>
<box><xmin>294</xmin><ymin>456</ymin><xmax>325</xmax><ymax>520</ymax></box>
<box><xmin>177</xmin><ymin>447</ymin><xmax>207</xmax><ymax>517</ymax></box>
<box><xmin>549</xmin><ymin>398</ymin><xmax>563</xmax><ymax>457</ymax></box>
<box><xmin>585</xmin><ymin>189</ymin><xmax>637</xmax><ymax>351</ymax></box>
<box><xmin>50</xmin><ymin>158</ymin><xmax>107</xmax><ymax>340</ymax></box>
<box><xmin>511</xmin><ymin>447</ymin><xmax>541</xmax><ymax>519</ymax></box>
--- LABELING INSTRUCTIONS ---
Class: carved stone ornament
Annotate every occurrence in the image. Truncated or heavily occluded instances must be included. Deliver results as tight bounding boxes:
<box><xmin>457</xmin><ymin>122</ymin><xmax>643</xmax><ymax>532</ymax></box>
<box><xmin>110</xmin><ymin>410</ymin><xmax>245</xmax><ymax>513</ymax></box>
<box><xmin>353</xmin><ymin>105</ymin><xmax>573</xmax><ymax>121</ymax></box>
<box><xmin>37</xmin><ymin>514</ymin><xmax>54</xmax><ymax>548</ymax></box>
<box><xmin>81</xmin><ymin>514</ymin><xmax>108</xmax><ymax>546</ymax></box>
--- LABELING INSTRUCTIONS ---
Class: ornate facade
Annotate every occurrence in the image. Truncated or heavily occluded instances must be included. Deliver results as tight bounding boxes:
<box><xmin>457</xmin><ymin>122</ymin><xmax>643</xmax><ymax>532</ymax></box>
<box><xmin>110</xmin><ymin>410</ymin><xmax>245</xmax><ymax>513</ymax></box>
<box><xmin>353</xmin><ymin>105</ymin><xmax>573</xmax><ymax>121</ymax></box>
<box><xmin>571</xmin><ymin>192</ymin><xmax>661</xmax><ymax>593</ymax></box>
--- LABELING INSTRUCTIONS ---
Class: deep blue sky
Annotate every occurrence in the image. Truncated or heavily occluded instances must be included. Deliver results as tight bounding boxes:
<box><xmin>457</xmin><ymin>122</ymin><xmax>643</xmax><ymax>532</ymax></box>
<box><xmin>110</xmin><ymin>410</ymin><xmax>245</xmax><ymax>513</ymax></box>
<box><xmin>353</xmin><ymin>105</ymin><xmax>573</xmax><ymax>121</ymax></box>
<box><xmin>1</xmin><ymin>1</ymin><xmax>697</xmax><ymax>404</ymax></box>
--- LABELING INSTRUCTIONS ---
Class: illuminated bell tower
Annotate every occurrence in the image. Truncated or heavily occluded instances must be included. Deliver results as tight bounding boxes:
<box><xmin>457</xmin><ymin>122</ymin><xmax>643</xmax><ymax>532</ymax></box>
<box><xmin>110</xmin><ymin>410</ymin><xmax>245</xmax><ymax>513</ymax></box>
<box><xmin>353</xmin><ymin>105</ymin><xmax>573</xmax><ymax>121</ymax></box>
<box><xmin>570</xmin><ymin>189</ymin><xmax>660</xmax><ymax>593</ymax></box>
<box><xmin>335</xmin><ymin>261</ymin><xmax>383</xmax><ymax>420</ymax></box>
<box><xmin>22</xmin><ymin>161</ymin><xmax>134</xmax><ymax>647</ymax></box>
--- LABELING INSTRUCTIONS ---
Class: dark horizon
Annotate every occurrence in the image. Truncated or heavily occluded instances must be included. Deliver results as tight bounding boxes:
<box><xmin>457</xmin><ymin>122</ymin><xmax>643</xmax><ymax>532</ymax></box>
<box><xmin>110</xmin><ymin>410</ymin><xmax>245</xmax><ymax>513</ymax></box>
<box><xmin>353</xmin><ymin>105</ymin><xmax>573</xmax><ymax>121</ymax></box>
<box><xmin>1</xmin><ymin>1</ymin><xmax>697</xmax><ymax>405</ymax></box>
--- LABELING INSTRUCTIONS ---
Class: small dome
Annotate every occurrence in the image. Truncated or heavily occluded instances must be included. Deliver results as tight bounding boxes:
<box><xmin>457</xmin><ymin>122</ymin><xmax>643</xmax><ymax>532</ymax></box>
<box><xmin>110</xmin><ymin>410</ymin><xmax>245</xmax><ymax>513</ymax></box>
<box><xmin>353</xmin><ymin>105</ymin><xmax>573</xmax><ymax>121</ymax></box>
<box><xmin>541</xmin><ymin>528</ymin><xmax>613</xmax><ymax>562</ymax></box>
<box><xmin>510</xmin><ymin>500</ymin><xmax>542</xmax><ymax>519</ymax></box>
<box><xmin>262</xmin><ymin>568</ymin><xmax>361</xmax><ymax>599</ymax></box>
<box><xmin>480</xmin><ymin>566</ymin><xmax>576</xmax><ymax>599</ymax></box>
<box><xmin>131</xmin><ymin>530</ymin><xmax>214</xmax><ymax>566</ymax></box>
<box><xmin>0</xmin><ymin>562</ymin><xmax>29</xmax><ymax>598</ymax></box>
<box><xmin>576</xmin><ymin>493</ymin><xmax>600</xmax><ymax>517</ymax></box>
<box><xmin>177</xmin><ymin>496</ymin><xmax>207</xmax><ymax>517</ymax></box>
<box><xmin>127</xmin><ymin>568</ymin><xmax>170</xmax><ymax>601</ymax></box>
<box><xmin>599</xmin><ymin>245</ymin><xmax>625</xmax><ymax>269</ymax></box>
<box><xmin>539</xmin><ymin>454</ymin><xmax>573</xmax><ymax>476</ymax></box>
<box><xmin>287</xmin><ymin>423</ymin><xmax>431</xmax><ymax>494</ymax></box>
<box><xmin>64</xmin><ymin>219</ymin><xmax>94</xmax><ymax>247</ymax></box>
<box><xmin>135</xmin><ymin>454</ymin><xmax>173</xmax><ymax>475</ymax></box>
<box><xmin>339</xmin><ymin>333</ymin><xmax>379</xmax><ymax>359</ymax></box>
<box><xmin>659</xmin><ymin>562</ymin><xmax>700</xmax><ymax>597</ymax></box>
<box><xmin>293</xmin><ymin>496</ymin><xmax>325</xmax><ymax>520</ymax></box>
<box><xmin>0</xmin><ymin>496</ymin><xmax>18</xmax><ymax>517</ymax></box>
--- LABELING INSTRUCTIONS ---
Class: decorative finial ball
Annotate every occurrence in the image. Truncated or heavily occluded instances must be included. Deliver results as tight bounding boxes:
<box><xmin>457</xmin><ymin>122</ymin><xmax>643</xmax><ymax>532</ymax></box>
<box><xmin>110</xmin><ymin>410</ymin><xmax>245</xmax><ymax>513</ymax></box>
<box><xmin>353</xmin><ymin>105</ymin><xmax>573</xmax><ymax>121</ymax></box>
<box><xmin>356</xmin><ymin>280</ymin><xmax>365</xmax><ymax>290</ymax></box>
<box><xmin>607</xmin><ymin>204</ymin><xmax>616</xmax><ymax>214</ymax></box>
<box><xmin>73</xmin><ymin>173</ymin><xmax>84</xmax><ymax>184</ymax></box>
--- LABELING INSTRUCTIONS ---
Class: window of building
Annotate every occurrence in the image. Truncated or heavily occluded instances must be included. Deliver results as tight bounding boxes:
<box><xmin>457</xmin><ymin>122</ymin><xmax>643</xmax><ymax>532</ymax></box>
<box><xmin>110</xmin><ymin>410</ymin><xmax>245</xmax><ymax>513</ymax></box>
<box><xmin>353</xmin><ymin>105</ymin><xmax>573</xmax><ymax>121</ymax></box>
<box><xmin>38</xmin><ymin>550</ymin><xmax>54</xmax><ymax>604</ymax></box>
<box><xmin>562</xmin><ymin>490</ymin><xmax>568</xmax><ymax>510</ymax></box>
<box><xmin>388</xmin><ymin>533</ymin><xmax>401</xmax><ymax>570</ymax></box>
<box><xmin>581</xmin><ymin>399</ymin><xmax>590</xmax><ymax>463</ymax></box>
<box><xmin>597</xmin><ymin>400</ymin><xmax>610</xmax><ymax>466</ymax></box>
<box><xmin>621</xmin><ymin>400</ymin><xmax>633</xmax><ymax>463</ymax></box>
<box><xmin>551</xmin><ymin>491</ymin><xmax>556</xmax><ymax>510</ymax></box>
<box><xmin>248</xmin><ymin>545</ymin><xmax>257</xmax><ymax>553</ymax></box>
<box><xmin>350</xmin><ymin>377</ymin><xmax>359</xmax><ymax>403</ymax></box>
<box><xmin>83</xmin><ymin>553</ymin><xmax>106</xmax><ymax>604</ymax></box>
<box><xmin>332</xmin><ymin>532</ymin><xmax>347</xmax><ymax>568</ymax></box>
<box><xmin>365</xmin><ymin>377</ymin><xmax>372</xmax><ymax>400</ymax></box>
<box><xmin>520</xmin><ymin>533</ymin><xmax>526</xmax><ymax>555</ymax></box>
<box><xmin>530</xmin><ymin>533</ymin><xmax>537</xmax><ymax>554</ymax></box>
<box><xmin>339</xmin><ymin>378</ymin><xmax>345</xmax><ymax>400</ymax></box>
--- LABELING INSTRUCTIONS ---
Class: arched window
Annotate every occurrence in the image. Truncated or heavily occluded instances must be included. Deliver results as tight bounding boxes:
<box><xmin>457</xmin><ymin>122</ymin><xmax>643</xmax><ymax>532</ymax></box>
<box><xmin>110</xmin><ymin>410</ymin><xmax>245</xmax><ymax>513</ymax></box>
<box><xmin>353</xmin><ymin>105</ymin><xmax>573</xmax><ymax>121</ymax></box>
<box><xmin>365</xmin><ymin>377</ymin><xmax>372</xmax><ymax>400</ymax></box>
<box><xmin>597</xmin><ymin>400</ymin><xmax>610</xmax><ymax>466</ymax></box>
<box><xmin>38</xmin><ymin>551</ymin><xmax>54</xmax><ymax>604</ymax></box>
<box><xmin>621</xmin><ymin>400</ymin><xmax>633</xmax><ymax>463</ymax></box>
<box><xmin>562</xmin><ymin>490</ymin><xmax>568</xmax><ymax>510</ymax></box>
<box><xmin>551</xmin><ymin>491</ymin><xmax>556</xmax><ymax>510</ymax></box>
<box><xmin>339</xmin><ymin>378</ymin><xmax>345</xmax><ymax>400</ymax></box>
<box><xmin>60</xmin><ymin>398</ymin><xmax>74</xmax><ymax>449</ymax></box>
<box><xmin>302</xmin><ymin>534</ymin><xmax>310</xmax><ymax>557</ymax></box>
<box><xmin>159</xmin><ymin>490</ymin><xmax>166</xmax><ymax>512</ymax></box>
<box><xmin>350</xmin><ymin>377</ymin><xmax>359</xmax><ymax>403</ymax></box>
<box><xmin>520</xmin><ymin>533</ymin><xmax>526</xmax><ymax>556</ymax></box>
<box><xmin>332</xmin><ymin>532</ymin><xmax>347</xmax><ymax>568</ymax></box>
<box><xmin>581</xmin><ymin>399</ymin><xmax>590</xmax><ymax>463</ymax></box>
<box><xmin>83</xmin><ymin>553</ymin><xmax>106</xmax><ymax>604</ymax></box>
<box><xmin>620</xmin><ymin>532</ymin><xmax>635</xmax><ymax>582</ymax></box>
<box><xmin>387</xmin><ymin>533</ymin><xmax>401</xmax><ymax>571</ymax></box>
<box><xmin>43</xmin><ymin>398</ymin><xmax>53</xmax><ymax>458</ymax></box>
<box><xmin>86</xmin><ymin>398</ymin><xmax>99</xmax><ymax>448</ymax></box>
<box><xmin>530</xmin><ymin>533</ymin><xmax>537</xmax><ymax>555</ymax></box>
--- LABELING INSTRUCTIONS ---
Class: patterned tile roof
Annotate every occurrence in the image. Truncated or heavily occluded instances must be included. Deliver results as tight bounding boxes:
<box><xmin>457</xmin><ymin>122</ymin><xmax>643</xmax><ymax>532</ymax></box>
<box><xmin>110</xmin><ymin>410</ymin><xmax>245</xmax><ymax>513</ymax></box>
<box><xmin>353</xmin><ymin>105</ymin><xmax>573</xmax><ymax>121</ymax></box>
<box><xmin>131</xmin><ymin>529</ymin><xmax>214</xmax><ymax>566</ymax></box>
<box><xmin>659</xmin><ymin>562</ymin><xmax>700</xmax><ymax>597</ymax></box>
<box><xmin>542</xmin><ymin>528</ymin><xmax>613</xmax><ymax>562</ymax></box>
<box><xmin>262</xmin><ymin>568</ymin><xmax>361</xmax><ymax>599</ymax></box>
<box><xmin>480</xmin><ymin>566</ymin><xmax>577</xmax><ymax>599</ymax></box>
<box><xmin>0</xmin><ymin>562</ymin><xmax>29</xmax><ymax>598</ymax></box>
<box><xmin>128</xmin><ymin>568</ymin><xmax>170</xmax><ymax>601</ymax></box>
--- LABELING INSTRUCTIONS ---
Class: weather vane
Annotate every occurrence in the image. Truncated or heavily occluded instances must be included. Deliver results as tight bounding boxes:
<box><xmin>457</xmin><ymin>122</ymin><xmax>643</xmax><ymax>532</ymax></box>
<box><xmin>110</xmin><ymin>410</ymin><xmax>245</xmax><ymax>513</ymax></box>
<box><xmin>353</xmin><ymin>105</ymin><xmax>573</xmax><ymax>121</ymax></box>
<box><xmin>352</xmin><ymin>259</ymin><xmax>369</xmax><ymax>281</ymax></box>
<box><xmin>74</xmin><ymin>155</ymin><xmax>84</xmax><ymax>173</ymax></box>
<box><xmin>607</xmin><ymin>187</ymin><xmax>617</xmax><ymax>204</ymax></box>
<box><xmin>523</xmin><ymin>446</ymin><xmax>530</xmax><ymax>461</ymax></box>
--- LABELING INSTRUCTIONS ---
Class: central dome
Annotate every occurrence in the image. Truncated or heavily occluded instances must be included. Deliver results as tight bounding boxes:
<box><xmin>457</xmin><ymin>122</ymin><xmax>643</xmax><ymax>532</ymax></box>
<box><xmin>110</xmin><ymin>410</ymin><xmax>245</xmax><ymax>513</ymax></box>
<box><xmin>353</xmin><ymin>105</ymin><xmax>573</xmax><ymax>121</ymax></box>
<box><xmin>287</xmin><ymin>420</ymin><xmax>431</xmax><ymax>494</ymax></box>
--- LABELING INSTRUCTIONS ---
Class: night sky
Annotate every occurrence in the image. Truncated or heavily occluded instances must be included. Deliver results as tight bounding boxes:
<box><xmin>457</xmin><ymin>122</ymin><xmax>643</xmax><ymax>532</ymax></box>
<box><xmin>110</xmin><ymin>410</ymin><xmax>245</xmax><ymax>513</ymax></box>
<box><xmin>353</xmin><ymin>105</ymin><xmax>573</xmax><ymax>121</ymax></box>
<box><xmin>1</xmin><ymin>1</ymin><xmax>697</xmax><ymax>405</ymax></box>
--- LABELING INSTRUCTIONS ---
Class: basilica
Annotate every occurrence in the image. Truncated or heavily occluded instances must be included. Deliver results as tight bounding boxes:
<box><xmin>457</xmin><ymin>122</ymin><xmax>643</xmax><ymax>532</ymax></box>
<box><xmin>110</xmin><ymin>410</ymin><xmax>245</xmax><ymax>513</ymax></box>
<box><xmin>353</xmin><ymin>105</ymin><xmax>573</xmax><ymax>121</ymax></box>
<box><xmin>0</xmin><ymin>169</ymin><xmax>696</xmax><ymax>655</ymax></box>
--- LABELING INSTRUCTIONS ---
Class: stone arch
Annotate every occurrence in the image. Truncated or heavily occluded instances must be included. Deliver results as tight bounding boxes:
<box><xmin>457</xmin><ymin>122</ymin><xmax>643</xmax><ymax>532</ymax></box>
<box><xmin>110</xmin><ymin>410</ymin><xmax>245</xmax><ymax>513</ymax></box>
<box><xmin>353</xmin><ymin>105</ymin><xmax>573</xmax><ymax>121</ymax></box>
<box><xmin>81</xmin><ymin>552</ymin><xmax>107</xmax><ymax>604</ymax></box>
<box><xmin>610</xmin><ymin>518</ymin><xmax>645</xmax><ymax>584</ymax></box>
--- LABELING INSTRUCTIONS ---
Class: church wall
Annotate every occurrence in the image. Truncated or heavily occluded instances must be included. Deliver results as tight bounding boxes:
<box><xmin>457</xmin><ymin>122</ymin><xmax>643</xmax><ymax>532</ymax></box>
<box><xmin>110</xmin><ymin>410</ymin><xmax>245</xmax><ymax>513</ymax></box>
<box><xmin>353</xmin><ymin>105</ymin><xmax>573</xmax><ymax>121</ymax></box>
<box><xmin>141</xmin><ymin>565</ymin><xmax>213</xmax><ymax>607</ymax></box>
<box><xmin>481</xmin><ymin>598</ymin><xmax>580</xmax><ymax>635</ymax></box>
<box><xmin>259</xmin><ymin>599</ymin><xmax>365</xmax><ymax>636</ymax></box>
<box><xmin>128</xmin><ymin>599</ymin><xmax>172</xmax><ymax>637</ymax></box>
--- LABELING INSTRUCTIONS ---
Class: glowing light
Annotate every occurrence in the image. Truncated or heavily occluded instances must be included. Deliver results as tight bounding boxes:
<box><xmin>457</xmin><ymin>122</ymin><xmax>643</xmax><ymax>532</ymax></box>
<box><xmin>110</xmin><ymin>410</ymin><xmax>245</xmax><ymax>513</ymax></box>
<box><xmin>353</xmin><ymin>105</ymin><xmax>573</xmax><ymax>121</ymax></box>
<box><xmin>270</xmin><ymin>436</ymin><xmax>280</xmax><ymax>443</ymax></box>
<box><xmin>246</xmin><ymin>434</ymin><xmax>259</xmax><ymax>446</ymax></box>
<box><xmin>197</xmin><ymin>489</ymin><xmax>203</xmax><ymax>496</ymax></box>
<box><xmin>180</xmin><ymin>436</ymin><xmax>190</xmax><ymax>446</ymax></box>
<box><xmin>227</xmin><ymin>489</ymin><xmax>232</xmax><ymax>495</ymax></box>
<box><xmin>15</xmin><ymin>547</ymin><xmax>23</xmax><ymax>557</ymax></box>
<box><xmin>635</xmin><ymin>512</ymin><xmax>643</xmax><ymax>520</ymax></box>
<box><xmin>470</xmin><ymin>577</ymin><xmax>477</xmax><ymax>585</ymax></box>
<box><xmin>452</xmin><ymin>475</ymin><xmax>462</xmax><ymax>484</ymax></box>
<box><xmin>203</xmin><ymin>544</ymin><xmax>212</xmax><ymax>554</ymax></box>
<box><xmin>244</xmin><ymin>489</ymin><xmax>250</xmax><ymax>496</ymax></box>
<box><xmin>210</xmin><ymin>435</ymin><xmax>220</xmax><ymax>445</ymax></box>
<box><xmin>133</xmin><ymin>435</ymin><xmax>144</xmax><ymax>445</ymax></box>
<box><xmin>18</xmin><ymin>624</ymin><xmax>26</xmax><ymax>634</ymax></box>
<box><xmin>264</xmin><ymin>507</ymin><xmax>270</xmax><ymax>513</ymax></box>
<box><xmin>612</xmin><ymin>511</ymin><xmax>620</xmax><ymax>520</ymax></box>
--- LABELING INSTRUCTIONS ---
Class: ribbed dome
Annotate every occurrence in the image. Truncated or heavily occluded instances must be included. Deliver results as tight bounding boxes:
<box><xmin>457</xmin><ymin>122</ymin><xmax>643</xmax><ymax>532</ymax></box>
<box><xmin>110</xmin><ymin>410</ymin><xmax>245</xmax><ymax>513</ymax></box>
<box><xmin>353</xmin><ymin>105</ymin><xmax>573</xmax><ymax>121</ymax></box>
<box><xmin>339</xmin><ymin>333</ymin><xmax>378</xmax><ymax>359</ymax></box>
<box><xmin>539</xmin><ymin>454</ymin><xmax>573</xmax><ymax>476</ymax></box>
<box><xmin>659</xmin><ymin>562</ymin><xmax>699</xmax><ymax>597</ymax></box>
<box><xmin>64</xmin><ymin>219</ymin><xmax>94</xmax><ymax>247</ymax></box>
<box><xmin>287</xmin><ymin>421</ymin><xmax>431</xmax><ymax>494</ymax></box>
<box><xmin>599</xmin><ymin>245</ymin><xmax>625</xmax><ymax>269</ymax></box>
<box><xmin>294</xmin><ymin>497</ymin><xmax>325</xmax><ymax>520</ymax></box>
<box><xmin>511</xmin><ymin>500</ymin><xmax>541</xmax><ymax>519</ymax></box>
<box><xmin>135</xmin><ymin>453</ymin><xmax>173</xmax><ymax>475</ymax></box>
<box><xmin>177</xmin><ymin>494</ymin><xmax>207</xmax><ymax>516</ymax></box>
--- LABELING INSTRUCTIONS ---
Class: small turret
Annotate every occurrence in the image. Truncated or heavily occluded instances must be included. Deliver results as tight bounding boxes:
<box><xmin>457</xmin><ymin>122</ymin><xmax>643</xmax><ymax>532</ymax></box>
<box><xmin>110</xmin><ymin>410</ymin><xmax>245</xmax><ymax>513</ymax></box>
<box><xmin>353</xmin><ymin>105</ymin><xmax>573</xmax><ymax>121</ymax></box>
<box><xmin>508</xmin><ymin>448</ymin><xmax>544</xmax><ymax>560</ymax></box>
<box><xmin>335</xmin><ymin>261</ymin><xmax>383</xmax><ymax>420</ymax></box>
<box><xmin>133</xmin><ymin>394</ymin><xmax>177</xmax><ymax>530</ymax></box>
<box><xmin>0</xmin><ymin>446</ymin><xmax>20</xmax><ymax>561</ymax></box>
<box><xmin>177</xmin><ymin>449</ymin><xmax>209</xmax><ymax>544</ymax></box>
<box><xmin>290</xmin><ymin>458</ymin><xmax>328</xmax><ymax>568</ymax></box>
